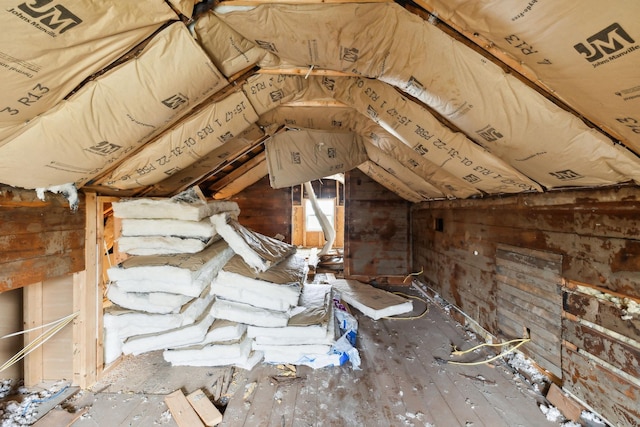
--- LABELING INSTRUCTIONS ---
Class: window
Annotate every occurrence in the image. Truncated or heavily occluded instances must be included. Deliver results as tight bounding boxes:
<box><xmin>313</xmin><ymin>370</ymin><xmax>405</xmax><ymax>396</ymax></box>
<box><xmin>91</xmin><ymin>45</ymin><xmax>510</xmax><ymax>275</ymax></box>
<box><xmin>305</xmin><ymin>198</ymin><xmax>335</xmax><ymax>232</ymax></box>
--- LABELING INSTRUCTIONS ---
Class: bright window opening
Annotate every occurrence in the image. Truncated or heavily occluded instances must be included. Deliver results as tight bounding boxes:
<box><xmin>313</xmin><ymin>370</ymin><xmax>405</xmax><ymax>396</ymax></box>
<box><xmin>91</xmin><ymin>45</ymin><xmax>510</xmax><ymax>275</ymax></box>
<box><xmin>305</xmin><ymin>198</ymin><xmax>335</xmax><ymax>232</ymax></box>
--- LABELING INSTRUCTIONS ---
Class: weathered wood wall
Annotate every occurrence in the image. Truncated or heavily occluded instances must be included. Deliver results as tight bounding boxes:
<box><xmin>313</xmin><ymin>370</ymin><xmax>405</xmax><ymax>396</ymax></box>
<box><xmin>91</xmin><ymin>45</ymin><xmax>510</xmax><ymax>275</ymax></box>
<box><xmin>496</xmin><ymin>244</ymin><xmax>563</xmax><ymax>378</ymax></box>
<box><xmin>411</xmin><ymin>185</ymin><xmax>640</xmax><ymax>426</ymax></box>
<box><xmin>345</xmin><ymin>169</ymin><xmax>410</xmax><ymax>280</ymax></box>
<box><xmin>0</xmin><ymin>186</ymin><xmax>85</xmax><ymax>293</ymax></box>
<box><xmin>230</xmin><ymin>176</ymin><xmax>292</xmax><ymax>242</ymax></box>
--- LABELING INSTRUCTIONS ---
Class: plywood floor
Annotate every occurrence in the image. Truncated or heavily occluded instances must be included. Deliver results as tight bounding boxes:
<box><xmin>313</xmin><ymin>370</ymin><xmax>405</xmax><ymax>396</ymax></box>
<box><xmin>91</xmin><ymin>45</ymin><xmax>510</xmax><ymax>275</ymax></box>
<box><xmin>67</xmin><ymin>291</ymin><xmax>559</xmax><ymax>427</ymax></box>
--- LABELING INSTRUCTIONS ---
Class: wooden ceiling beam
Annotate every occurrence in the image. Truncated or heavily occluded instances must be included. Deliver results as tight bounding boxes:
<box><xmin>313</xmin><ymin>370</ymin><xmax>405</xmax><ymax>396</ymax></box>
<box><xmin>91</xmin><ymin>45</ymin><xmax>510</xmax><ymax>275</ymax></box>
<box><xmin>208</xmin><ymin>151</ymin><xmax>266</xmax><ymax>193</ymax></box>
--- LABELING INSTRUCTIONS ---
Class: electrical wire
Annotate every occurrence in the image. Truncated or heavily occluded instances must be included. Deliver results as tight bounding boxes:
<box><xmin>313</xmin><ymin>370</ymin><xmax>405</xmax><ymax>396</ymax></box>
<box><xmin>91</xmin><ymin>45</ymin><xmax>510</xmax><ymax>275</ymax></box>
<box><xmin>438</xmin><ymin>337</ymin><xmax>531</xmax><ymax>366</ymax></box>
<box><xmin>402</xmin><ymin>267</ymin><xmax>424</xmax><ymax>283</ymax></box>
<box><xmin>382</xmin><ymin>292</ymin><xmax>429</xmax><ymax>320</ymax></box>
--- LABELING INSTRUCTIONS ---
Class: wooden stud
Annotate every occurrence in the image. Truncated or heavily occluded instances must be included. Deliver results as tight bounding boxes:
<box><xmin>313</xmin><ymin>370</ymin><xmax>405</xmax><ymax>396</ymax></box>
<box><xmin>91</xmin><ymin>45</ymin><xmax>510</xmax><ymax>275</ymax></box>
<box><xmin>23</xmin><ymin>282</ymin><xmax>44</xmax><ymax>386</ymax></box>
<box><xmin>73</xmin><ymin>192</ymin><xmax>99</xmax><ymax>388</ymax></box>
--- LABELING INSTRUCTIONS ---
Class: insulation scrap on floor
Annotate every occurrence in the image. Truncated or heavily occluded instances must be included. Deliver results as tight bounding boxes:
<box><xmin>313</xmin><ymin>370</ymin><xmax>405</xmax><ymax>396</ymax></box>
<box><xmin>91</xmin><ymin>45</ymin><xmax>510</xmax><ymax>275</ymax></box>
<box><xmin>210</xmin><ymin>213</ymin><xmax>296</xmax><ymax>272</ymax></box>
<box><xmin>330</xmin><ymin>279</ymin><xmax>413</xmax><ymax>320</ymax></box>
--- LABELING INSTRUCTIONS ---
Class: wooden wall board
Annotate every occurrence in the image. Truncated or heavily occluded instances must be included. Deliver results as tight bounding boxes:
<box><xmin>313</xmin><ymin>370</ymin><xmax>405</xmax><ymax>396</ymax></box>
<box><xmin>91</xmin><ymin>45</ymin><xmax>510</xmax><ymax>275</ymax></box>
<box><xmin>41</xmin><ymin>275</ymin><xmax>74</xmax><ymax>382</ymax></box>
<box><xmin>23</xmin><ymin>282</ymin><xmax>44</xmax><ymax>386</ymax></box>
<box><xmin>0</xmin><ymin>229</ymin><xmax>85</xmax><ymax>264</ymax></box>
<box><xmin>345</xmin><ymin>169</ymin><xmax>410</xmax><ymax>278</ymax></box>
<box><xmin>230</xmin><ymin>176</ymin><xmax>292</xmax><ymax>242</ymax></box>
<box><xmin>0</xmin><ymin>287</ymin><xmax>23</xmax><ymax>380</ymax></box>
<box><xmin>563</xmin><ymin>291</ymin><xmax>640</xmax><ymax>343</ymax></box>
<box><xmin>562</xmin><ymin>346</ymin><xmax>640</xmax><ymax>427</ymax></box>
<box><xmin>412</xmin><ymin>187</ymin><xmax>640</xmax><ymax>297</ymax></box>
<box><xmin>291</xmin><ymin>206</ymin><xmax>303</xmax><ymax>246</ymax></box>
<box><xmin>411</xmin><ymin>186</ymin><xmax>640</xmax><ymax>423</ymax></box>
<box><xmin>0</xmin><ymin>186</ymin><xmax>86</xmax><ymax>292</ymax></box>
<box><xmin>562</xmin><ymin>318</ymin><xmax>640</xmax><ymax>379</ymax></box>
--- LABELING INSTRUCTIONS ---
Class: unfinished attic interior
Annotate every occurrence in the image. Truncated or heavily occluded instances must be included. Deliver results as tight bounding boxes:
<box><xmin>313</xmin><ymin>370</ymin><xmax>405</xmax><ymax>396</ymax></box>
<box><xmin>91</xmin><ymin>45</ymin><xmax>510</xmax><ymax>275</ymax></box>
<box><xmin>1</xmin><ymin>0</ymin><xmax>639</xmax><ymax>425</ymax></box>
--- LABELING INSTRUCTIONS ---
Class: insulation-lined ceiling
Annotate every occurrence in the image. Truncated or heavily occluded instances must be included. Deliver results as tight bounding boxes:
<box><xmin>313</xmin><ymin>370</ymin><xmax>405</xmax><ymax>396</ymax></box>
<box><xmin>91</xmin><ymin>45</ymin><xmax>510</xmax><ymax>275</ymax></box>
<box><xmin>1</xmin><ymin>0</ymin><xmax>639</xmax><ymax>201</ymax></box>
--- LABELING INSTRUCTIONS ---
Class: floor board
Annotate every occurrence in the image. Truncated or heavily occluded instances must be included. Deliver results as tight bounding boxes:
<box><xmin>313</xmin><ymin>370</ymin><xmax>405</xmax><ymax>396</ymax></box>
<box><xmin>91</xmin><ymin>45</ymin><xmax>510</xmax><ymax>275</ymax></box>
<box><xmin>64</xmin><ymin>290</ymin><xmax>560</xmax><ymax>427</ymax></box>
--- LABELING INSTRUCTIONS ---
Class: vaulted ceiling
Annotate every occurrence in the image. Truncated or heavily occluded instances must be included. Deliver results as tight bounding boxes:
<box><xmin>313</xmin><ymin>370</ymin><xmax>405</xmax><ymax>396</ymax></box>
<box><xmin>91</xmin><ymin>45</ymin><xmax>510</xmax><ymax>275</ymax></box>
<box><xmin>1</xmin><ymin>0</ymin><xmax>639</xmax><ymax>202</ymax></box>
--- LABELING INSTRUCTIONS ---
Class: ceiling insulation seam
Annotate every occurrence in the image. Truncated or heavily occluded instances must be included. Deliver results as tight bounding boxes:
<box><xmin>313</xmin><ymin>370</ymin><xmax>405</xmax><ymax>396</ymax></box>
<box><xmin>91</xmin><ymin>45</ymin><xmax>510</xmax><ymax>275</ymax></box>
<box><xmin>0</xmin><ymin>22</ymin><xmax>227</xmax><ymax>190</ymax></box>
<box><xmin>258</xmin><ymin>105</ymin><xmax>481</xmax><ymax>199</ymax></box>
<box><xmin>98</xmin><ymin>90</ymin><xmax>258</xmax><ymax>190</ymax></box>
<box><xmin>215</xmin><ymin>2</ymin><xmax>640</xmax><ymax>190</ymax></box>
<box><xmin>143</xmin><ymin>123</ymin><xmax>267</xmax><ymax>197</ymax></box>
<box><xmin>413</xmin><ymin>0</ymin><xmax>640</xmax><ymax>155</ymax></box>
<box><xmin>0</xmin><ymin>0</ymin><xmax>178</xmax><ymax>131</ymax></box>
<box><xmin>357</xmin><ymin>160</ymin><xmax>426</xmax><ymax>203</ymax></box>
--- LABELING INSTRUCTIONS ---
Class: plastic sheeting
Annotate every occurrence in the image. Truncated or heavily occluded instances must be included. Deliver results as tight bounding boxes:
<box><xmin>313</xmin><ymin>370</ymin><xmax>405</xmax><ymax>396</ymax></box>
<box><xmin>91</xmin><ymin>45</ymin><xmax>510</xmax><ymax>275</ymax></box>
<box><xmin>210</xmin><ymin>214</ymin><xmax>297</xmax><ymax>272</ymax></box>
<box><xmin>0</xmin><ymin>23</ymin><xmax>228</xmax><ymax>189</ymax></box>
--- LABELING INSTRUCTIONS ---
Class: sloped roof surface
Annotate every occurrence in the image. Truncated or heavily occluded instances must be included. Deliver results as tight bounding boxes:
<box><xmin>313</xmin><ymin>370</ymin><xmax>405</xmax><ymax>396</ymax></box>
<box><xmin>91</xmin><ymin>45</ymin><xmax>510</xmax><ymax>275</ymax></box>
<box><xmin>0</xmin><ymin>0</ymin><xmax>638</xmax><ymax>201</ymax></box>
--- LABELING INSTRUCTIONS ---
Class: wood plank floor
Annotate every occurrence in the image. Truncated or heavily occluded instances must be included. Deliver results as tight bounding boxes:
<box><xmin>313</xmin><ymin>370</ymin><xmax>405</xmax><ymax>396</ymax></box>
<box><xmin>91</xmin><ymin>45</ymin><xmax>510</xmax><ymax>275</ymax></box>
<box><xmin>69</xmin><ymin>290</ymin><xmax>560</xmax><ymax>427</ymax></box>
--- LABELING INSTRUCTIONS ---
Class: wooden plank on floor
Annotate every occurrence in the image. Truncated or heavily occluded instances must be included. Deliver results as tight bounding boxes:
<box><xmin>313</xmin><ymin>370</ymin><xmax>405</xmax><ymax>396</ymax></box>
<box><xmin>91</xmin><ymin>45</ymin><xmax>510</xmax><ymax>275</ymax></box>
<box><xmin>32</xmin><ymin>407</ymin><xmax>88</xmax><ymax>427</ymax></box>
<box><xmin>72</xmin><ymin>393</ymin><xmax>178</xmax><ymax>427</ymax></box>
<box><xmin>187</xmin><ymin>389</ymin><xmax>223</xmax><ymax>426</ymax></box>
<box><xmin>413</xmin><ymin>304</ymin><xmax>557</xmax><ymax>426</ymax></box>
<box><xmin>165</xmin><ymin>389</ymin><xmax>205</xmax><ymax>427</ymax></box>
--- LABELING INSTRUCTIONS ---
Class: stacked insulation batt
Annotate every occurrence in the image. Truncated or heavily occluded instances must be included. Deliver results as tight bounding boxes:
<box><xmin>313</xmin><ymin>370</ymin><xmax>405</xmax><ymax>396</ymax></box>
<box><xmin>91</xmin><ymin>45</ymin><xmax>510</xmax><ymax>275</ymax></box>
<box><xmin>104</xmin><ymin>189</ymin><xmax>237</xmax><ymax>363</ymax></box>
<box><xmin>105</xmin><ymin>190</ymin><xmax>355</xmax><ymax>369</ymax></box>
<box><xmin>164</xmin><ymin>219</ymin><xmax>311</xmax><ymax>366</ymax></box>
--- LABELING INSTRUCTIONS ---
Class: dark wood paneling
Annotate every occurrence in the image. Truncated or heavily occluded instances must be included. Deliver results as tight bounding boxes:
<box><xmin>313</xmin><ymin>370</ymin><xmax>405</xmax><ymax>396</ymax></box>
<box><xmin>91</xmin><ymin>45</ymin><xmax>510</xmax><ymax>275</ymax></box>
<box><xmin>0</xmin><ymin>186</ymin><xmax>86</xmax><ymax>292</ymax></box>
<box><xmin>230</xmin><ymin>176</ymin><xmax>292</xmax><ymax>243</ymax></box>
<box><xmin>345</xmin><ymin>169</ymin><xmax>410</xmax><ymax>278</ymax></box>
<box><xmin>562</xmin><ymin>346</ymin><xmax>640</xmax><ymax>427</ymax></box>
<box><xmin>412</xmin><ymin>187</ymin><xmax>640</xmax><ymax>332</ymax></box>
